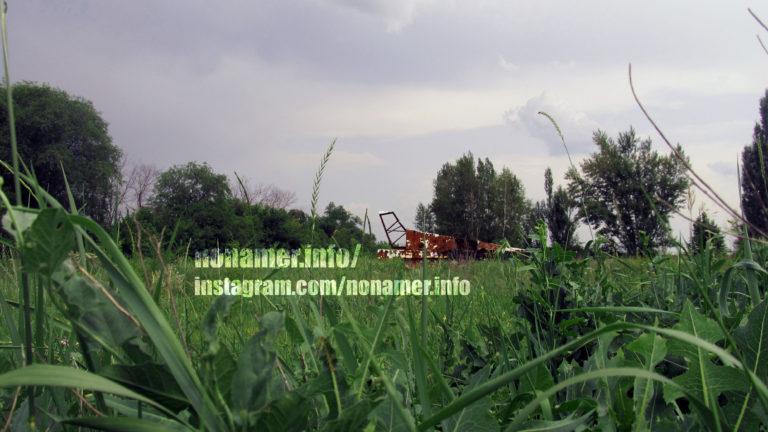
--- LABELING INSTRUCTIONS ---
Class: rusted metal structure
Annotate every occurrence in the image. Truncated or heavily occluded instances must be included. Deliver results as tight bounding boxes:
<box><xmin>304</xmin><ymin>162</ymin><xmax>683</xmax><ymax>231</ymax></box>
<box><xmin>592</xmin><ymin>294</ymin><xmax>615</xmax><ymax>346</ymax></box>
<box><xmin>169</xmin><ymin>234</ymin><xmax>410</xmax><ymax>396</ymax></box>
<box><xmin>376</xmin><ymin>211</ymin><xmax>522</xmax><ymax>261</ymax></box>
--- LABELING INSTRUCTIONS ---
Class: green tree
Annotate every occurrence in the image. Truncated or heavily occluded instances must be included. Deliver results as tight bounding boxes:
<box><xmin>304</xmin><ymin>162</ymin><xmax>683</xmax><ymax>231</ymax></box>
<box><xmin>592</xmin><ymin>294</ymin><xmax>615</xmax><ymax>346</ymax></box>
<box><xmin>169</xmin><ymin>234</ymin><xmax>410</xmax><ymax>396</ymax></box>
<box><xmin>414</xmin><ymin>202</ymin><xmax>436</xmax><ymax>232</ymax></box>
<box><xmin>431</xmin><ymin>153</ymin><xmax>530</xmax><ymax>245</ymax></box>
<box><xmin>432</xmin><ymin>153</ymin><xmax>478</xmax><ymax>239</ymax></box>
<box><xmin>126</xmin><ymin>163</ymin><xmax>375</xmax><ymax>252</ymax></box>
<box><xmin>150</xmin><ymin>162</ymin><xmax>235</xmax><ymax>251</ymax></box>
<box><xmin>544</xmin><ymin>167</ymin><xmax>579</xmax><ymax>249</ymax></box>
<box><xmin>318</xmin><ymin>202</ymin><xmax>376</xmax><ymax>250</ymax></box>
<box><xmin>690</xmin><ymin>211</ymin><xmax>725</xmax><ymax>255</ymax></box>
<box><xmin>254</xmin><ymin>204</ymin><xmax>305</xmax><ymax>249</ymax></box>
<box><xmin>0</xmin><ymin>82</ymin><xmax>122</xmax><ymax>224</ymax></box>
<box><xmin>566</xmin><ymin>128</ymin><xmax>688</xmax><ymax>255</ymax></box>
<box><xmin>494</xmin><ymin>167</ymin><xmax>530</xmax><ymax>246</ymax></box>
<box><xmin>475</xmin><ymin>157</ymin><xmax>497</xmax><ymax>241</ymax></box>
<box><xmin>525</xmin><ymin>200</ymin><xmax>548</xmax><ymax>248</ymax></box>
<box><xmin>740</xmin><ymin>89</ymin><xmax>768</xmax><ymax>237</ymax></box>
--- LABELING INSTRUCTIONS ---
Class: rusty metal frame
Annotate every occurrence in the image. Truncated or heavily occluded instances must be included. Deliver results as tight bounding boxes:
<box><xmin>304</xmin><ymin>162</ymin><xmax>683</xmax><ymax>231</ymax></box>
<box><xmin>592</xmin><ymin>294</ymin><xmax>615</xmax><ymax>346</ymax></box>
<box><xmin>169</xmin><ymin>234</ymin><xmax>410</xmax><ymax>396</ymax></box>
<box><xmin>377</xmin><ymin>210</ymin><xmax>524</xmax><ymax>261</ymax></box>
<box><xmin>379</xmin><ymin>211</ymin><xmax>407</xmax><ymax>249</ymax></box>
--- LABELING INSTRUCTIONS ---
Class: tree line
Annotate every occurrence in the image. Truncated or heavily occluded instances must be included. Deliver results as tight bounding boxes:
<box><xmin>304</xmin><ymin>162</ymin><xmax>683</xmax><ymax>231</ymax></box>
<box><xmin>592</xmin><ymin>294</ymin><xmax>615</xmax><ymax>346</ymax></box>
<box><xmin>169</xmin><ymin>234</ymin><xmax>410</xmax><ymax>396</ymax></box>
<box><xmin>128</xmin><ymin>161</ymin><xmax>376</xmax><ymax>253</ymax></box>
<box><xmin>415</xmin><ymin>112</ymin><xmax>768</xmax><ymax>255</ymax></box>
<box><xmin>5</xmin><ymin>81</ymin><xmax>768</xmax><ymax>256</ymax></box>
<box><xmin>0</xmin><ymin>82</ymin><xmax>376</xmax><ymax>254</ymax></box>
<box><xmin>415</xmin><ymin>127</ymin><xmax>693</xmax><ymax>255</ymax></box>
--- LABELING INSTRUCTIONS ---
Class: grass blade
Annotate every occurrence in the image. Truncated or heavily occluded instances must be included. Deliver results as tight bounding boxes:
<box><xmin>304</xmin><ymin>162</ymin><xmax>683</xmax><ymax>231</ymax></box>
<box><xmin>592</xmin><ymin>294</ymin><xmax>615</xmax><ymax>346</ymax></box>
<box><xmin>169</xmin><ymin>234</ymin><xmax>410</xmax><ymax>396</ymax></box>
<box><xmin>0</xmin><ymin>364</ymin><xmax>179</xmax><ymax>418</ymax></box>
<box><xmin>506</xmin><ymin>368</ymin><xmax>717</xmax><ymax>431</ymax></box>
<box><xmin>67</xmin><ymin>215</ymin><xmax>227</xmax><ymax>431</ymax></box>
<box><xmin>63</xmin><ymin>417</ymin><xmax>192</xmax><ymax>432</ymax></box>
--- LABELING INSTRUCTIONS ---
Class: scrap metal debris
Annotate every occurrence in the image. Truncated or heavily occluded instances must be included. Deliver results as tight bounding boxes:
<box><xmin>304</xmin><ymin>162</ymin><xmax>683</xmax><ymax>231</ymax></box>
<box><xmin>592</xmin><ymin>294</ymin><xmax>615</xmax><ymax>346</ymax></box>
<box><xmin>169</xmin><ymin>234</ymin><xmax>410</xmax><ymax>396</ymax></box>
<box><xmin>376</xmin><ymin>211</ymin><xmax>522</xmax><ymax>261</ymax></box>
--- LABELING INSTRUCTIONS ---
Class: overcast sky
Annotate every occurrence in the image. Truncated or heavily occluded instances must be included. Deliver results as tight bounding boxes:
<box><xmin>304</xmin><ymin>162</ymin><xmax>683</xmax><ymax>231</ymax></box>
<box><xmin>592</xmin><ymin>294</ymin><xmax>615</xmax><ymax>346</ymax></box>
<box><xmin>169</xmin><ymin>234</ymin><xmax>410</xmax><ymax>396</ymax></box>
<box><xmin>8</xmin><ymin>1</ymin><xmax>768</xmax><ymax>243</ymax></box>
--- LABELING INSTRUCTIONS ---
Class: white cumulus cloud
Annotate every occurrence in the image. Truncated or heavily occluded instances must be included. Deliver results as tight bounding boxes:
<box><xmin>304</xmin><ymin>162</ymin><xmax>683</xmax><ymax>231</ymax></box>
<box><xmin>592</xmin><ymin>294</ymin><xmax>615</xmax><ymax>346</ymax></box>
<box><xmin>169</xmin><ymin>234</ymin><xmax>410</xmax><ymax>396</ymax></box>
<box><xmin>498</xmin><ymin>54</ymin><xmax>519</xmax><ymax>72</ymax></box>
<box><xmin>708</xmin><ymin>160</ymin><xmax>737</xmax><ymax>177</ymax></box>
<box><xmin>505</xmin><ymin>93</ymin><xmax>600</xmax><ymax>155</ymax></box>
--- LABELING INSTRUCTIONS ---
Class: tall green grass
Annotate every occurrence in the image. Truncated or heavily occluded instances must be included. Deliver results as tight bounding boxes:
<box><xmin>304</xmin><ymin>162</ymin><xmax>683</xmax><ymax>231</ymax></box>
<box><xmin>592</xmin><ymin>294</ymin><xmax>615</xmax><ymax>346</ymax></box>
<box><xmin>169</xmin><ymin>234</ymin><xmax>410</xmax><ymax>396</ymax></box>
<box><xmin>0</xmin><ymin>199</ymin><xmax>766</xmax><ymax>430</ymax></box>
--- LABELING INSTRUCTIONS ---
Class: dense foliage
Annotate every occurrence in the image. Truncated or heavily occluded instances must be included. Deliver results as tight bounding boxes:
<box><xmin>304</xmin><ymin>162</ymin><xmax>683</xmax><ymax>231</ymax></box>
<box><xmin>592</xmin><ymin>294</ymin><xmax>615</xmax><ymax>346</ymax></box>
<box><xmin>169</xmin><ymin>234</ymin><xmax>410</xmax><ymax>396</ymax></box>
<box><xmin>0</xmin><ymin>82</ymin><xmax>122</xmax><ymax>225</ymax></box>
<box><xmin>149</xmin><ymin>161</ymin><xmax>237</xmax><ymax>251</ymax></box>
<box><xmin>544</xmin><ymin>167</ymin><xmax>579</xmax><ymax>249</ymax></box>
<box><xmin>431</xmin><ymin>153</ymin><xmax>531</xmax><ymax>245</ymax></box>
<box><xmin>690</xmin><ymin>211</ymin><xmax>725</xmax><ymax>255</ymax></box>
<box><xmin>567</xmin><ymin>129</ymin><xmax>689</xmax><ymax>255</ymax></box>
<box><xmin>413</xmin><ymin>202</ymin><xmax>436</xmax><ymax>232</ymax></box>
<box><xmin>740</xmin><ymin>89</ymin><xmax>768</xmax><ymax>238</ymax></box>
<box><xmin>121</xmin><ymin>161</ymin><xmax>376</xmax><ymax>253</ymax></box>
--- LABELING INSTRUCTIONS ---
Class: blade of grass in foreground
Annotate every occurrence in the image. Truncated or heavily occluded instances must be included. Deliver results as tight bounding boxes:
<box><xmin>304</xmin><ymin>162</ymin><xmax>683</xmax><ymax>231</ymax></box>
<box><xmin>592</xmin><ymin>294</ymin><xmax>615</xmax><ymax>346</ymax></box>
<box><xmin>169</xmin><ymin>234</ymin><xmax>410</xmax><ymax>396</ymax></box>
<box><xmin>68</xmin><ymin>215</ymin><xmax>227</xmax><ymax>432</ymax></box>
<box><xmin>0</xmin><ymin>1</ymin><xmax>36</xmax><ymax>422</ymax></box>
<box><xmin>338</xmin><ymin>296</ymin><xmax>417</xmax><ymax>432</ymax></box>
<box><xmin>405</xmin><ymin>296</ymin><xmax>432</xmax><ymax>418</ymax></box>
<box><xmin>417</xmin><ymin>321</ymin><xmax>758</xmax><ymax>431</ymax></box>
<box><xmin>506</xmin><ymin>368</ymin><xmax>717</xmax><ymax>431</ymax></box>
<box><xmin>0</xmin><ymin>276</ymin><xmax>21</xmax><ymax>364</ymax></box>
<box><xmin>557</xmin><ymin>306</ymin><xmax>678</xmax><ymax>315</ymax></box>
<box><xmin>63</xmin><ymin>417</ymin><xmax>192</xmax><ymax>432</ymax></box>
<box><xmin>0</xmin><ymin>364</ymin><xmax>183</xmax><ymax>420</ymax></box>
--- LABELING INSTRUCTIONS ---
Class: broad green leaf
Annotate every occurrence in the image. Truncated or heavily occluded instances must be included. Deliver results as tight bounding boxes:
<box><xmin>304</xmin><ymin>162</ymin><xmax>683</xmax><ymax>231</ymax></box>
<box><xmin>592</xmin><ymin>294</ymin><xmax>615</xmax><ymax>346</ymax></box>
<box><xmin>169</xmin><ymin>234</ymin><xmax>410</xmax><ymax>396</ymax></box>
<box><xmin>0</xmin><ymin>206</ymin><xmax>37</xmax><ymax>241</ymax></box>
<box><xmin>584</xmin><ymin>330</ymin><xmax>622</xmax><ymax>430</ymax></box>
<box><xmin>332</xmin><ymin>322</ymin><xmax>359</xmax><ymax>373</ymax></box>
<box><xmin>20</xmin><ymin>208</ymin><xmax>75</xmax><ymax>276</ymax></box>
<box><xmin>101</xmin><ymin>395</ymin><xmax>190</xmax><ymax>424</ymax></box>
<box><xmin>734</xmin><ymin>299</ymin><xmax>768</xmax><ymax>380</ymax></box>
<box><xmin>663</xmin><ymin>301</ymin><xmax>748</xmax><ymax>422</ymax></box>
<box><xmin>518</xmin><ymin>363</ymin><xmax>555</xmax><ymax>420</ymax></box>
<box><xmin>730</xmin><ymin>299</ymin><xmax>768</xmax><ymax>431</ymax></box>
<box><xmin>51</xmin><ymin>259</ymin><xmax>151</xmax><ymax>363</ymax></box>
<box><xmin>100</xmin><ymin>363</ymin><xmax>189</xmax><ymax>412</ymax></box>
<box><xmin>519</xmin><ymin>363</ymin><xmax>555</xmax><ymax>395</ymax></box>
<box><xmin>626</xmin><ymin>332</ymin><xmax>667</xmax><ymax>432</ymax></box>
<box><xmin>231</xmin><ymin>311</ymin><xmax>285</xmax><ymax>416</ymax></box>
<box><xmin>70</xmin><ymin>215</ymin><xmax>227</xmax><ymax>432</ymax></box>
<box><xmin>257</xmin><ymin>370</ymin><xmax>336</xmax><ymax>431</ymax></box>
<box><xmin>369</xmin><ymin>390</ymin><xmax>417</xmax><ymax>432</ymax></box>
<box><xmin>255</xmin><ymin>391</ymin><xmax>316</xmax><ymax>431</ymax></box>
<box><xmin>321</xmin><ymin>399</ymin><xmax>376</xmax><ymax>432</ymax></box>
<box><xmin>626</xmin><ymin>333</ymin><xmax>667</xmax><ymax>367</ymax></box>
<box><xmin>211</xmin><ymin>344</ymin><xmax>238</xmax><ymax>401</ymax></box>
<box><xmin>202</xmin><ymin>294</ymin><xmax>239</xmax><ymax>354</ymax></box>
<box><xmin>442</xmin><ymin>367</ymin><xmax>498</xmax><ymax>432</ymax></box>
<box><xmin>200</xmin><ymin>294</ymin><xmax>240</xmax><ymax>412</ymax></box>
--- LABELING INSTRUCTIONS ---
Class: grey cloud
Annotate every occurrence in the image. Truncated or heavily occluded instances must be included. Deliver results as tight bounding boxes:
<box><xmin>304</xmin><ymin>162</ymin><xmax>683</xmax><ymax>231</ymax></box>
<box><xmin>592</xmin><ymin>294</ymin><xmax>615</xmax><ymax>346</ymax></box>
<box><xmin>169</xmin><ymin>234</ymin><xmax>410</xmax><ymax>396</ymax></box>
<box><xmin>709</xmin><ymin>161</ymin><xmax>737</xmax><ymax>177</ymax></box>
<box><xmin>13</xmin><ymin>0</ymin><xmax>763</xmax><ymax>89</ymax></box>
<box><xmin>317</xmin><ymin>0</ymin><xmax>437</xmax><ymax>32</ymax></box>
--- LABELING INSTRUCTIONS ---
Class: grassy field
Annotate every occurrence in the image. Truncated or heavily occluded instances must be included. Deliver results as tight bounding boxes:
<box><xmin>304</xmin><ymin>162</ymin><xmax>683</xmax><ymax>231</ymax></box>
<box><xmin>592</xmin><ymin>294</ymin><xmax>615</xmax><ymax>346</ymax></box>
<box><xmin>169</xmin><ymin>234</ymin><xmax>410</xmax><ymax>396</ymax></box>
<box><xmin>0</xmin><ymin>212</ymin><xmax>767</xmax><ymax>431</ymax></box>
